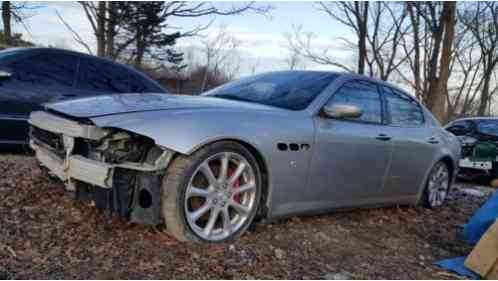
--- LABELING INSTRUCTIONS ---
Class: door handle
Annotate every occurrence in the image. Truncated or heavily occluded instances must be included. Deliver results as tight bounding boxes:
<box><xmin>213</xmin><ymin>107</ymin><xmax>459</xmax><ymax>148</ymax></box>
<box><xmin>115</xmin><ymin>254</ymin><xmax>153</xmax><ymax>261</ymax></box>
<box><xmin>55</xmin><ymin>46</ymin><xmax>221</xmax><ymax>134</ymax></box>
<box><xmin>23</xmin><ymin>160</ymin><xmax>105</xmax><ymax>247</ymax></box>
<box><xmin>376</xmin><ymin>134</ymin><xmax>392</xmax><ymax>141</ymax></box>
<box><xmin>427</xmin><ymin>137</ymin><xmax>440</xmax><ymax>144</ymax></box>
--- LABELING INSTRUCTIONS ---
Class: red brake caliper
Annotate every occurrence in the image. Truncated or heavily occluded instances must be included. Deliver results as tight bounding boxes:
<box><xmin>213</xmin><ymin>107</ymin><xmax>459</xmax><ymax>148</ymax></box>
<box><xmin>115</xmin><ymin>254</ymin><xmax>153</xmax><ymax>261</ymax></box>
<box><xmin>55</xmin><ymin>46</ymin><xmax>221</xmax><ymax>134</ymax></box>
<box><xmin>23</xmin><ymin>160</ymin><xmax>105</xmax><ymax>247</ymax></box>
<box><xmin>228</xmin><ymin>168</ymin><xmax>242</xmax><ymax>203</ymax></box>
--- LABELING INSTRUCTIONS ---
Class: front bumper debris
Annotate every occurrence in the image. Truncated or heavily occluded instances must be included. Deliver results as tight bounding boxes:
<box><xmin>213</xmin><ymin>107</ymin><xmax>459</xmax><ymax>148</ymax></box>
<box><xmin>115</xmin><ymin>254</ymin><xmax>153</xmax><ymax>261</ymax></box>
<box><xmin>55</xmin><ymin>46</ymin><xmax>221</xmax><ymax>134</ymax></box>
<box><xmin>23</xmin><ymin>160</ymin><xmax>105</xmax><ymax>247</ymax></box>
<box><xmin>31</xmin><ymin>141</ymin><xmax>115</xmax><ymax>188</ymax></box>
<box><xmin>29</xmin><ymin>111</ymin><xmax>173</xmax><ymax>225</ymax></box>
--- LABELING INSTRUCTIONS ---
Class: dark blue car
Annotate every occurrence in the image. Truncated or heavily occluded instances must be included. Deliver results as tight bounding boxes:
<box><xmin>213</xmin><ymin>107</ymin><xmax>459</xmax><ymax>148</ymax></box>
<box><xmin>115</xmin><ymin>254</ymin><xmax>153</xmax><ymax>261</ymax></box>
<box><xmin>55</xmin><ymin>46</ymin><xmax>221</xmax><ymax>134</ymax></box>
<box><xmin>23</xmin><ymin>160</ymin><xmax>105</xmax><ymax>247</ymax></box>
<box><xmin>0</xmin><ymin>47</ymin><xmax>166</xmax><ymax>145</ymax></box>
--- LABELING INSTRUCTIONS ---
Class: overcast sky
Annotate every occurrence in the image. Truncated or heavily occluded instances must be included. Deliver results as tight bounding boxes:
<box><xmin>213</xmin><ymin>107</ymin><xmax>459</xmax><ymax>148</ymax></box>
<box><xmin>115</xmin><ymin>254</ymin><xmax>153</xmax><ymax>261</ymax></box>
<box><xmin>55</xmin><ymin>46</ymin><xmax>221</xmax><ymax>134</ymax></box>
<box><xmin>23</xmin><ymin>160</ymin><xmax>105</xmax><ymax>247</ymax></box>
<box><xmin>14</xmin><ymin>1</ymin><xmax>355</xmax><ymax>77</ymax></box>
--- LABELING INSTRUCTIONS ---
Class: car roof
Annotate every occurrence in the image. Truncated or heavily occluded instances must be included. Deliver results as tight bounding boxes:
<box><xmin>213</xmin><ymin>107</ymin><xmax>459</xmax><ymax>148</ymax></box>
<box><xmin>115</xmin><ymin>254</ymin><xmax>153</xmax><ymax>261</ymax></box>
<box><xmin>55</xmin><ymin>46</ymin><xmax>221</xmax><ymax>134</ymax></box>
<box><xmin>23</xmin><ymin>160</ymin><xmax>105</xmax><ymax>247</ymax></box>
<box><xmin>255</xmin><ymin>70</ymin><xmax>410</xmax><ymax>95</ymax></box>
<box><xmin>452</xmin><ymin>117</ymin><xmax>498</xmax><ymax>122</ymax></box>
<box><xmin>9</xmin><ymin>47</ymin><xmax>134</xmax><ymax>70</ymax></box>
<box><xmin>1</xmin><ymin>47</ymin><xmax>167</xmax><ymax>92</ymax></box>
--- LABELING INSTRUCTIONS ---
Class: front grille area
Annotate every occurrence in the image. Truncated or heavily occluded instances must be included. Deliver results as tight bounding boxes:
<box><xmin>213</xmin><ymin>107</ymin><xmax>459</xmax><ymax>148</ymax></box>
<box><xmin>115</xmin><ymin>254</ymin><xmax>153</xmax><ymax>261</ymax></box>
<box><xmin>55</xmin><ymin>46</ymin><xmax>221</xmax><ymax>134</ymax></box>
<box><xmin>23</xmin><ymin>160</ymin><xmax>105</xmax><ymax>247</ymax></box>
<box><xmin>31</xmin><ymin>126</ymin><xmax>64</xmax><ymax>152</ymax></box>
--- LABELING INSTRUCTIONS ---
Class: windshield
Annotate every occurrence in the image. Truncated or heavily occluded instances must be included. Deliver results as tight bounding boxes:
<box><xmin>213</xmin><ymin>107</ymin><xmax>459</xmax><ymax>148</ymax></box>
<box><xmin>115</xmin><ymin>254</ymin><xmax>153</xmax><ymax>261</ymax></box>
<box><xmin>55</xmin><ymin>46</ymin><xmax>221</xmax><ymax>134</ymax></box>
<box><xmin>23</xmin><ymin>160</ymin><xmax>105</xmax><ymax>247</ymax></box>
<box><xmin>203</xmin><ymin>71</ymin><xmax>339</xmax><ymax>110</ymax></box>
<box><xmin>477</xmin><ymin>119</ymin><xmax>498</xmax><ymax>136</ymax></box>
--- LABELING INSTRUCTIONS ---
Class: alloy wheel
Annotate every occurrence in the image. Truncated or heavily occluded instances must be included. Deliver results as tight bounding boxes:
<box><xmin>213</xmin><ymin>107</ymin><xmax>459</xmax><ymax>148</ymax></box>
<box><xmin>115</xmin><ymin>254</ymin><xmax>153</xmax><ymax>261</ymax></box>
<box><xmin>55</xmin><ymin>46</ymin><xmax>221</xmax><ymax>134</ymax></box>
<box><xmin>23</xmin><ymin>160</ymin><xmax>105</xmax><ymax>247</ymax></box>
<box><xmin>184</xmin><ymin>152</ymin><xmax>257</xmax><ymax>241</ymax></box>
<box><xmin>427</xmin><ymin>163</ymin><xmax>449</xmax><ymax>207</ymax></box>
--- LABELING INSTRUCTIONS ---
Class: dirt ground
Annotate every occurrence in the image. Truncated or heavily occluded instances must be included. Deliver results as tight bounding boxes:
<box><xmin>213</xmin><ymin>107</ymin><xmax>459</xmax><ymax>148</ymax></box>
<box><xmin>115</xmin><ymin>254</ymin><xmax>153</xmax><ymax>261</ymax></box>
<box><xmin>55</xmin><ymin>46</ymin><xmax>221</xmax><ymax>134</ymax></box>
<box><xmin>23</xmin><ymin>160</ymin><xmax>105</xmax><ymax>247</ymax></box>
<box><xmin>0</xmin><ymin>154</ymin><xmax>491</xmax><ymax>279</ymax></box>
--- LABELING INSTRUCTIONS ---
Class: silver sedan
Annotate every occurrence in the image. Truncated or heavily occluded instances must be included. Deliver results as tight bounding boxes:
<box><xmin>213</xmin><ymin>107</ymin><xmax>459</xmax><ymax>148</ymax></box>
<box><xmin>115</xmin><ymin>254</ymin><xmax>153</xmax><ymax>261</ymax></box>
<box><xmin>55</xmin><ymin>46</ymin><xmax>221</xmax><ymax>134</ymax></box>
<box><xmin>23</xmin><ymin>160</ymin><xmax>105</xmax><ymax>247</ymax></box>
<box><xmin>29</xmin><ymin>71</ymin><xmax>461</xmax><ymax>243</ymax></box>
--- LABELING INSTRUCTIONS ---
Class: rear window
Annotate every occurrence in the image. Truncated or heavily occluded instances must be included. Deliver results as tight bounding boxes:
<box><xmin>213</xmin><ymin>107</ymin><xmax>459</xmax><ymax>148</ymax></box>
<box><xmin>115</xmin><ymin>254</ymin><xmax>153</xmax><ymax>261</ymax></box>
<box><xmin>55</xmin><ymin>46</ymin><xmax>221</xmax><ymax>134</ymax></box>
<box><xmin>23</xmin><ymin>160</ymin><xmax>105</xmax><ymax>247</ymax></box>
<box><xmin>78</xmin><ymin>58</ymin><xmax>129</xmax><ymax>93</ymax></box>
<box><xmin>477</xmin><ymin>120</ymin><xmax>498</xmax><ymax>136</ymax></box>
<box><xmin>9</xmin><ymin>53</ymin><xmax>77</xmax><ymax>86</ymax></box>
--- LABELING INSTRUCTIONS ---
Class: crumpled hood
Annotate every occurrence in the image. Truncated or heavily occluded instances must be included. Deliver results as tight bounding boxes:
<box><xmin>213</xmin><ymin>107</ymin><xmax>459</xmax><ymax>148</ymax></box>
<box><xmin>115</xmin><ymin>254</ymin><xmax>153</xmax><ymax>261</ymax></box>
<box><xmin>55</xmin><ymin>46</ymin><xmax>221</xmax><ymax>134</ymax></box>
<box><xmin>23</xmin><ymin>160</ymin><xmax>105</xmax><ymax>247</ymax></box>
<box><xmin>45</xmin><ymin>93</ymin><xmax>278</xmax><ymax>118</ymax></box>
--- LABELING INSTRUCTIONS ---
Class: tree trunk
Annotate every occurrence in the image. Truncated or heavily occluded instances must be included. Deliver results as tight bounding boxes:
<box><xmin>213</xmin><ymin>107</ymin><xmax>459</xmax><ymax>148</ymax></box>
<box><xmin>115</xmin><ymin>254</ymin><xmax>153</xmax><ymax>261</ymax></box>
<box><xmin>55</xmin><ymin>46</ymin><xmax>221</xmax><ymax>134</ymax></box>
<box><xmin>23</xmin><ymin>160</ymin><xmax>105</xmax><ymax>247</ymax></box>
<box><xmin>407</xmin><ymin>2</ymin><xmax>422</xmax><ymax>101</ymax></box>
<box><xmin>105</xmin><ymin>1</ymin><xmax>116</xmax><ymax>58</ymax></box>
<box><xmin>134</xmin><ymin>31</ymin><xmax>145</xmax><ymax>69</ymax></box>
<box><xmin>431</xmin><ymin>2</ymin><xmax>456</xmax><ymax>123</ymax></box>
<box><xmin>355</xmin><ymin>2</ymin><xmax>368</xmax><ymax>75</ymax></box>
<box><xmin>478</xmin><ymin>70</ymin><xmax>493</xmax><ymax>116</ymax></box>
<box><xmin>2</xmin><ymin>1</ymin><xmax>11</xmax><ymax>45</ymax></box>
<box><xmin>96</xmin><ymin>1</ymin><xmax>106</xmax><ymax>57</ymax></box>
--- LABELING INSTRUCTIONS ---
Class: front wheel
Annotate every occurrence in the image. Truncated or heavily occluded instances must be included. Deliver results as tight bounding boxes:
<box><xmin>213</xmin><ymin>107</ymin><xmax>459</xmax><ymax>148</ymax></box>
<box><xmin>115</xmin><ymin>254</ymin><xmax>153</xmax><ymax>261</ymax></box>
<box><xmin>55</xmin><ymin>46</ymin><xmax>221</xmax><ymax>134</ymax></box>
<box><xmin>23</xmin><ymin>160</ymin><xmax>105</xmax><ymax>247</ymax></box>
<box><xmin>162</xmin><ymin>141</ymin><xmax>262</xmax><ymax>243</ymax></box>
<box><xmin>422</xmin><ymin>161</ymin><xmax>450</xmax><ymax>208</ymax></box>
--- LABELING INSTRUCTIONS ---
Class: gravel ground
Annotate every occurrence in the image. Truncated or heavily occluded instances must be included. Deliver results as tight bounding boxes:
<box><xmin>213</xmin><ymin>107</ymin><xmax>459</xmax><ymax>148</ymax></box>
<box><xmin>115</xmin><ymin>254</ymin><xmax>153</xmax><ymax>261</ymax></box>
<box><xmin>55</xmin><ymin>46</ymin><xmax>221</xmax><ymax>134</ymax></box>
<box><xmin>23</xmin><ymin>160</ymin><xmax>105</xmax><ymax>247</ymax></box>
<box><xmin>0</xmin><ymin>154</ymin><xmax>491</xmax><ymax>279</ymax></box>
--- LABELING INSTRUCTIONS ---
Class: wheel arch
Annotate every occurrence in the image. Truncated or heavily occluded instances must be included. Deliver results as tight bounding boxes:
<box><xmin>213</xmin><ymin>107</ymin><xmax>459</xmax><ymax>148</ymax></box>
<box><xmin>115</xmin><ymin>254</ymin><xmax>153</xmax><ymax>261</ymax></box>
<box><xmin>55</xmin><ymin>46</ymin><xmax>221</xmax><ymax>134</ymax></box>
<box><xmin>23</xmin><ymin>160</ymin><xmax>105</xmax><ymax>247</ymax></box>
<box><xmin>416</xmin><ymin>154</ymin><xmax>456</xmax><ymax>204</ymax></box>
<box><xmin>439</xmin><ymin>155</ymin><xmax>455</xmax><ymax>180</ymax></box>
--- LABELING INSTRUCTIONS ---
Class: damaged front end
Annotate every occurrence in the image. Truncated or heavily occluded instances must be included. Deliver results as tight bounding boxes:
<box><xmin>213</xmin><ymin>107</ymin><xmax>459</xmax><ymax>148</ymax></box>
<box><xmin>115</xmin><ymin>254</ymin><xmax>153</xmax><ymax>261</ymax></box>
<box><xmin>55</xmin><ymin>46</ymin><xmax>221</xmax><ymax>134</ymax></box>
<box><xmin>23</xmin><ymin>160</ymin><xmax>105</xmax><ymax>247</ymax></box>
<box><xmin>29</xmin><ymin>110</ymin><xmax>174</xmax><ymax>225</ymax></box>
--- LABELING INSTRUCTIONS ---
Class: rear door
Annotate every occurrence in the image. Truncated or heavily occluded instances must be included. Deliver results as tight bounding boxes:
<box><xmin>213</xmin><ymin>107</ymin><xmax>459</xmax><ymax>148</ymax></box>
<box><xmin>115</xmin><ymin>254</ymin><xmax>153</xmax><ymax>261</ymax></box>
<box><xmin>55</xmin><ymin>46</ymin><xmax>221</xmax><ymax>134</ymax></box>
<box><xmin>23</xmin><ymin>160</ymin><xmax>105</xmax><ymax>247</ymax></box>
<box><xmin>308</xmin><ymin>80</ymin><xmax>393</xmax><ymax>207</ymax></box>
<box><xmin>0</xmin><ymin>52</ymin><xmax>78</xmax><ymax>143</ymax></box>
<box><xmin>380</xmin><ymin>86</ymin><xmax>439</xmax><ymax>198</ymax></box>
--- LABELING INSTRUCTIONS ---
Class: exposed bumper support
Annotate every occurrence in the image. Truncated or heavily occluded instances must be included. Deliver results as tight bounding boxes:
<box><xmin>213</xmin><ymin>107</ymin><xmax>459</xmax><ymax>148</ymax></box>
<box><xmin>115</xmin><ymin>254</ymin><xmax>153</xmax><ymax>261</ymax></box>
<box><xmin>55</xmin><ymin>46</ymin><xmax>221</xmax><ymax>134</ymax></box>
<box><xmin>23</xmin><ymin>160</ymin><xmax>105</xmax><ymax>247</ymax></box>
<box><xmin>459</xmin><ymin>158</ymin><xmax>493</xmax><ymax>171</ymax></box>
<box><xmin>29</xmin><ymin>111</ymin><xmax>108</xmax><ymax>140</ymax></box>
<box><xmin>31</xmin><ymin>140</ymin><xmax>172</xmax><ymax>189</ymax></box>
<box><xmin>32</xmin><ymin>141</ymin><xmax>114</xmax><ymax>188</ymax></box>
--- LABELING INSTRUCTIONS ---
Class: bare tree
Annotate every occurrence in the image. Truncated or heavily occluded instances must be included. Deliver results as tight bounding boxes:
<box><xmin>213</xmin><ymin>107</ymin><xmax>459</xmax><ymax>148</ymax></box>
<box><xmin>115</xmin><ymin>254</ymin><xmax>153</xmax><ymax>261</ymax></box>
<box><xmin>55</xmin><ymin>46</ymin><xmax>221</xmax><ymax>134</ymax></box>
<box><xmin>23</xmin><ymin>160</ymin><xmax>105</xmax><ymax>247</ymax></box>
<box><xmin>316</xmin><ymin>2</ymin><xmax>369</xmax><ymax>74</ymax></box>
<box><xmin>397</xmin><ymin>2</ymin><xmax>456</xmax><ymax>122</ymax></box>
<box><xmin>285</xmin><ymin>49</ymin><xmax>305</xmax><ymax>70</ymax></box>
<box><xmin>284</xmin><ymin>25</ymin><xmax>354</xmax><ymax>72</ymax></box>
<box><xmin>56</xmin><ymin>10</ymin><xmax>93</xmax><ymax>54</ymax></box>
<box><xmin>0</xmin><ymin>1</ymin><xmax>40</xmax><ymax>45</ymax></box>
<box><xmin>73</xmin><ymin>1</ymin><xmax>270</xmax><ymax>64</ymax></box>
<box><xmin>285</xmin><ymin>2</ymin><xmax>409</xmax><ymax>80</ymax></box>
<box><xmin>432</xmin><ymin>2</ymin><xmax>457</xmax><ymax>122</ymax></box>
<box><xmin>459</xmin><ymin>2</ymin><xmax>498</xmax><ymax>116</ymax></box>
<box><xmin>200</xmin><ymin>26</ymin><xmax>241</xmax><ymax>91</ymax></box>
<box><xmin>77</xmin><ymin>1</ymin><xmax>128</xmax><ymax>58</ymax></box>
<box><xmin>1</xmin><ymin>2</ymin><xmax>11</xmax><ymax>44</ymax></box>
<box><xmin>364</xmin><ymin>3</ymin><xmax>411</xmax><ymax>80</ymax></box>
<box><xmin>446</xmin><ymin>26</ymin><xmax>485</xmax><ymax>119</ymax></box>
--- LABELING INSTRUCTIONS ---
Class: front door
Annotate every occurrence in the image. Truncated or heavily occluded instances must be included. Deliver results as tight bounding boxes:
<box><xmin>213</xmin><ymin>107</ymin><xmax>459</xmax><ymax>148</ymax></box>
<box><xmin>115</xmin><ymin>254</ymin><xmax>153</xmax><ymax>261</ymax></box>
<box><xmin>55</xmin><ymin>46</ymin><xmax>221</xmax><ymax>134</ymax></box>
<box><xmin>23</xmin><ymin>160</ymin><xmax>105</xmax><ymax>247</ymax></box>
<box><xmin>308</xmin><ymin>80</ymin><xmax>392</xmax><ymax>207</ymax></box>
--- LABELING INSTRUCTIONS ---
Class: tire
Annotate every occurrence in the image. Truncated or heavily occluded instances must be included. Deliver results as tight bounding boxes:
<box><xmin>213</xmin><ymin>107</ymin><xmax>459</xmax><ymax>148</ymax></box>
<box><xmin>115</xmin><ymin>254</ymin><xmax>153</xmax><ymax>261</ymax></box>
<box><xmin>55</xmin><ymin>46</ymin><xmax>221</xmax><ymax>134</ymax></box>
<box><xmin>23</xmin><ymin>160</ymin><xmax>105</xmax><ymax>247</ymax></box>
<box><xmin>421</xmin><ymin>161</ymin><xmax>450</xmax><ymax>208</ymax></box>
<box><xmin>162</xmin><ymin>141</ymin><xmax>262</xmax><ymax>243</ymax></box>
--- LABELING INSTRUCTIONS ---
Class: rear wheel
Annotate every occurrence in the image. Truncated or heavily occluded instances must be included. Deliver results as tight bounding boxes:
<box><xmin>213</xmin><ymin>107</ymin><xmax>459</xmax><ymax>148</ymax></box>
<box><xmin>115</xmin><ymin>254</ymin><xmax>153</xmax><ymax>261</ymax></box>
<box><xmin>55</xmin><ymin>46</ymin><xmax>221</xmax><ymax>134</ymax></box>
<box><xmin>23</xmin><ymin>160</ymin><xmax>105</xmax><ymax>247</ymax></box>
<box><xmin>162</xmin><ymin>141</ymin><xmax>262</xmax><ymax>243</ymax></box>
<box><xmin>422</xmin><ymin>161</ymin><xmax>450</xmax><ymax>208</ymax></box>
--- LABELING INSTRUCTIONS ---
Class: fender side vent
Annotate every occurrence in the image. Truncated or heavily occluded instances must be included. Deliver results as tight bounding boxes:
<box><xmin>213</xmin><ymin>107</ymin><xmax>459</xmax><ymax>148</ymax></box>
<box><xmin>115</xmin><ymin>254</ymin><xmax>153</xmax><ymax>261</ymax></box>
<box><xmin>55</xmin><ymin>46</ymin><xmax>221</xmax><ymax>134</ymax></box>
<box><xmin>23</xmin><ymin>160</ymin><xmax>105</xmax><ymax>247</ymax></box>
<box><xmin>289</xmin><ymin>143</ymin><xmax>299</xmax><ymax>151</ymax></box>
<box><xmin>277</xmin><ymin>143</ymin><xmax>288</xmax><ymax>151</ymax></box>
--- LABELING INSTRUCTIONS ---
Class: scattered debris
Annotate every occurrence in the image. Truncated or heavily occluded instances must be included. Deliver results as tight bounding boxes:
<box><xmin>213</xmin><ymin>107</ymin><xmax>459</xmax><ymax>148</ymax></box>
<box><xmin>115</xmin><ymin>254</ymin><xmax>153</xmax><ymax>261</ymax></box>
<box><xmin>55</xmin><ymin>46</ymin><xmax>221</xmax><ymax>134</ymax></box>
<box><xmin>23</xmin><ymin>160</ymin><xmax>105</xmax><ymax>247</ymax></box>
<box><xmin>465</xmin><ymin>220</ymin><xmax>498</xmax><ymax>279</ymax></box>
<box><xmin>274</xmin><ymin>248</ymin><xmax>285</xmax><ymax>259</ymax></box>
<box><xmin>6</xmin><ymin>246</ymin><xmax>17</xmax><ymax>258</ymax></box>
<box><xmin>460</xmin><ymin>188</ymin><xmax>486</xmax><ymax>197</ymax></box>
<box><xmin>324</xmin><ymin>271</ymin><xmax>353</xmax><ymax>280</ymax></box>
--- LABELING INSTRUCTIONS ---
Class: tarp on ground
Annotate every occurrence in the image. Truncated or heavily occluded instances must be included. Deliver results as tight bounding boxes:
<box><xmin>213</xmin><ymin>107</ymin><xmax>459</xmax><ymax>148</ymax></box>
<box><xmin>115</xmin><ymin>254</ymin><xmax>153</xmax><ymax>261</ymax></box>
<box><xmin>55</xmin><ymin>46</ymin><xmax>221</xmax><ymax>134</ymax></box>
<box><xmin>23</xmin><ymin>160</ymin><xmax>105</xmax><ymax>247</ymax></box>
<box><xmin>437</xmin><ymin>191</ymin><xmax>498</xmax><ymax>278</ymax></box>
<box><xmin>464</xmin><ymin>191</ymin><xmax>498</xmax><ymax>245</ymax></box>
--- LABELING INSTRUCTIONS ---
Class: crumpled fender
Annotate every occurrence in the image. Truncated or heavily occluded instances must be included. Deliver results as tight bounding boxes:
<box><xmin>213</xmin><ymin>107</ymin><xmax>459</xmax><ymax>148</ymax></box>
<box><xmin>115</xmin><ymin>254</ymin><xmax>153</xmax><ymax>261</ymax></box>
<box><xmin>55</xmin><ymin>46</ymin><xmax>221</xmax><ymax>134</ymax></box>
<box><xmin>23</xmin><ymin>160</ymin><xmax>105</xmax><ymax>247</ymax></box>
<box><xmin>91</xmin><ymin>108</ymin><xmax>315</xmax><ymax>219</ymax></box>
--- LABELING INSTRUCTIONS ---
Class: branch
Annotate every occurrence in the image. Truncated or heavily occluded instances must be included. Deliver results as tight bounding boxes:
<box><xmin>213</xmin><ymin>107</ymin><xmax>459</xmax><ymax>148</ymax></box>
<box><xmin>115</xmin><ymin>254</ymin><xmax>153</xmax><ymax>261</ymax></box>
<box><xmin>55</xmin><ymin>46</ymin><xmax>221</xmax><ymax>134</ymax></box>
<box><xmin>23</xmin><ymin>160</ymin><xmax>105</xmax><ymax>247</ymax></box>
<box><xmin>56</xmin><ymin>10</ymin><xmax>93</xmax><ymax>54</ymax></box>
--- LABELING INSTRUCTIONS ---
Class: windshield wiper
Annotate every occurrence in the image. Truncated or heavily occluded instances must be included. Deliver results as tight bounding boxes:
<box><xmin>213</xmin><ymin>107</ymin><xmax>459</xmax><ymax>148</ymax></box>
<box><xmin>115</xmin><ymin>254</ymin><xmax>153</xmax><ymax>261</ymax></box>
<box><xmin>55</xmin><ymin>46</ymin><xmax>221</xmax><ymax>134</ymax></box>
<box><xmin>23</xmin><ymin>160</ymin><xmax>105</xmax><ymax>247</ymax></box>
<box><xmin>212</xmin><ymin>94</ymin><xmax>254</xmax><ymax>103</ymax></box>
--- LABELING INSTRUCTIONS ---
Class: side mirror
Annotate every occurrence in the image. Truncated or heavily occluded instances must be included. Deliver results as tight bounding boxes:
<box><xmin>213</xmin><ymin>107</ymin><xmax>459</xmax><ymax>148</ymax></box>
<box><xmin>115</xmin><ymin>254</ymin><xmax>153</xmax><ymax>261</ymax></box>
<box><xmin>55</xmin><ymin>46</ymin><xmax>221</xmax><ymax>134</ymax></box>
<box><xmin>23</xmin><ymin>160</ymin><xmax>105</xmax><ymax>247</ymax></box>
<box><xmin>323</xmin><ymin>104</ymin><xmax>363</xmax><ymax>119</ymax></box>
<box><xmin>446</xmin><ymin>125</ymin><xmax>469</xmax><ymax>136</ymax></box>
<box><xmin>0</xmin><ymin>70</ymin><xmax>12</xmax><ymax>81</ymax></box>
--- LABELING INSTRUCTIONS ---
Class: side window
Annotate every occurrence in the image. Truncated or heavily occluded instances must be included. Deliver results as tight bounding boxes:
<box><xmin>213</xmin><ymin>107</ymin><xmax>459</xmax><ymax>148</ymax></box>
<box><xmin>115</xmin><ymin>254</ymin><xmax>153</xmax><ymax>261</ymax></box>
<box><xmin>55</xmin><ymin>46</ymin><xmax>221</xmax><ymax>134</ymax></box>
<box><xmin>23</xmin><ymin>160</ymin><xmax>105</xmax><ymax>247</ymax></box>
<box><xmin>451</xmin><ymin>120</ymin><xmax>471</xmax><ymax>130</ymax></box>
<box><xmin>78</xmin><ymin>58</ymin><xmax>129</xmax><ymax>93</ymax></box>
<box><xmin>383</xmin><ymin>87</ymin><xmax>424</xmax><ymax>126</ymax></box>
<box><xmin>446</xmin><ymin>120</ymin><xmax>473</xmax><ymax>136</ymax></box>
<box><xmin>327</xmin><ymin>80</ymin><xmax>382</xmax><ymax>123</ymax></box>
<box><xmin>10</xmin><ymin>54</ymin><xmax>77</xmax><ymax>87</ymax></box>
<box><xmin>129</xmin><ymin>73</ymin><xmax>149</xmax><ymax>93</ymax></box>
